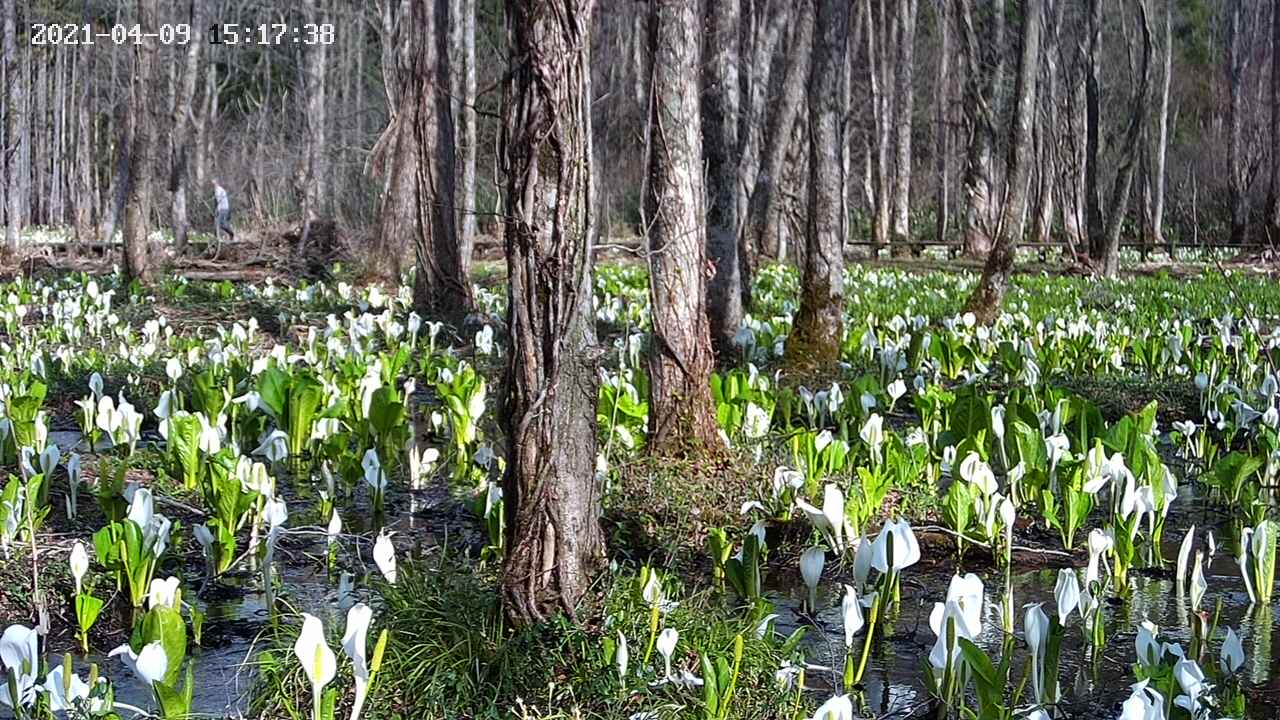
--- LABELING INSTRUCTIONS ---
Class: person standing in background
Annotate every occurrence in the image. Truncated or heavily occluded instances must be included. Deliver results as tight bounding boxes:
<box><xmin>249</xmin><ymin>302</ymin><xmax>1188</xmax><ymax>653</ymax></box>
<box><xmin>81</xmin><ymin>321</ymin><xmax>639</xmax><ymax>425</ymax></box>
<box><xmin>214</xmin><ymin>179</ymin><xmax>235</xmax><ymax>242</ymax></box>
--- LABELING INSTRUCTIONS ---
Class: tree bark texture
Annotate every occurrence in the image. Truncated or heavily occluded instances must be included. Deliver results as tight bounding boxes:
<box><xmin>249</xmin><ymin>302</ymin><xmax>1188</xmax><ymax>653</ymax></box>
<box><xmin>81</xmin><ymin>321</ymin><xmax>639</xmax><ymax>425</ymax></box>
<box><xmin>703</xmin><ymin>0</ymin><xmax>744</xmax><ymax>362</ymax></box>
<box><xmin>3</xmin><ymin>0</ymin><xmax>19</xmax><ymax>251</ymax></box>
<box><xmin>784</xmin><ymin>0</ymin><xmax>847</xmax><ymax>371</ymax></box>
<box><xmin>300</xmin><ymin>0</ymin><xmax>329</xmax><ymax>243</ymax></box>
<box><xmin>1268</xmin><ymin>0</ymin><xmax>1280</xmax><ymax>240</ymax></box>
<box><xmin>745</xmin><ymin>1</ymin><xmax>813</xmax><ymax>262</ymax></box>
<box><xmin>955</xmin><ymin>0</ymin><xmax>1002</xmax><ymax>256</ymax></box>
<box><xmin>1151</xmin><ymin>0</ymin><xmax>1173</xmax><ymax>251</ymax></box>
<box><xmin>374</xmin><ymin>0</ymin><xmax>473</xmax><ymax>321</ymax></box>
<box><xmin>122</xmin><ymin>0</ymin><xmax>157</xmax><ymax>283</ymax></box>
<box><xmin>965</xmin><ymin>0</ymin><xmax>1042</xmax><ymax>322</ymax></box>
<box><xmin>1100</xmin><ymin>0</ymin><xmax>1154</xmax><ymax>276</ymax></box>
<box><xmin>889</xmin><ymin>0</ymin><xmax>919</xmax><ymax>251</ymax></box>
<box><xmin>645</xmin><ymin>0</ymin><xmax>724</xmax><ymax>455</ymax></box>
<box><xmin>499</xmin><ymin>0</ymin><xmax>604</xmax><ymax>627</ymax></box>
<box><xmin>1226</xmin><ymin>0</ymin><xmax>1248</xmax><ymax>245</ymax></box>
<box><xmin>170</xmin><ymin>0</ymin><xmax>204</xmax><ymax>252</ymax></box>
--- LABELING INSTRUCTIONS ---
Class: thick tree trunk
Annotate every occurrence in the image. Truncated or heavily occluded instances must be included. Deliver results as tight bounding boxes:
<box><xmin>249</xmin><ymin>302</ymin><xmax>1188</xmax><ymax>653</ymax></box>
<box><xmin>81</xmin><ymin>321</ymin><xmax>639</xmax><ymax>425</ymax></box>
<box><xmin>1226</xmin><ymin>0</ymin><xmax>1248</xmax><ymax>246</ymax></box>
<box><xmin>373</xmin><ymin>0</ymin><xmax>473</xmax><ymax>320</ymax></box>
<box><xmin>784</xmin><ymin>0</ymin><xmax>847</xmax><ymax>371</ymax></box>
<box><xmin>869</xmin><ymin>0</ymin><xmax>895</xmax><ymax>251</ymax></box>
<box><xmin>745</xmin><ymin>2</ymin><xmax>813</xmax><ymax>261</ymax></box>
<box><xmin>965</xmin><ymin>0</ymin><xmax>1042</xmax><ymax>322</ymax></box>
<box><xmin>122</xmin><ymin>0</ymin><xmax>157</xmax><ymax>283</ymax></box>
<box><xmin>704</xmin><ymin>0</ymin><xmax>744</xmax><ymax>362</ymax></box>
<box><xmin>1101</xmin><ymin>1</ymin><xmax>1154</xmax><ymax>276</ymax></box>
<box><xmin>499</xmin><ymin>0</ymin><xmax>604</xmax><ymax>627</ymax></box>
<box><xmin>645</xmin><ymin>0</ymin><xmax>723</xmax><ymax>455</ymax></box>
<box><xmin>955</xmin><ymin>0</ymin><xmax>1001</xmax><ymax>256</ymax></box>
<box><xmin>2</xmin><ymin>0</ymin><xmax>19</xmax><ymax>251</ymax></box>
<box><xmin>889</xmin><ymin>0</ymin><xmax>919</xmax><ymax>251</ymax></box>
<box><xmin>171</xmin><ymin>0</ymin><xmax>204</xmax><ymax>253</ymax></box>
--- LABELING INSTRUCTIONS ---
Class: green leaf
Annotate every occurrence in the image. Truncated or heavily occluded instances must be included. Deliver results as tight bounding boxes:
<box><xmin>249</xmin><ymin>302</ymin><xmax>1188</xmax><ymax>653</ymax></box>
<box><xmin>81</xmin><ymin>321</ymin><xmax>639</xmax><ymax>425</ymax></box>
<box><xmin>141</xmin><ymin>605</ymin><xmax>188</xmax><ymax>687</ymax></box>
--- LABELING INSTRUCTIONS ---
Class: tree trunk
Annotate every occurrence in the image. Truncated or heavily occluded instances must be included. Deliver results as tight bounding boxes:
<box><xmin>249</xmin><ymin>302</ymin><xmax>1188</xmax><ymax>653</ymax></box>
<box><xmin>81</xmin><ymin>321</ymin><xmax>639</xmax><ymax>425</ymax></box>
<box><xmin>964</xmin><ymin>0</ymin><xmax>1042</xmax><ymax>322</ymax></box>
<box><xmin>934</xmin><ymin>0</ymin><xmax>952</xmax><ymax>248</ymax></box>
<box><xmin>73</xmin><ymin>44</ymin><xmax>94</xmax><ymax>242</ymax></box>
<box><xmin>373</xmin><ymin>0</ymin><xmax>473</xmax><ymax>321</ymax></box>
<box><xmin>1084</xmin><ymin>0</ymin><xmax>1105</xmax><ymax>259</ymax></box>
<box><xmin>645</xmin><ymin>0</ymin><xmax>723</xmax><ymax>455</ymax></box>
<box><xmin>1226</xmin><ymin>0</ymin><xmax>1248</xmax><ymax>246</ymax></box>
<box><xmin>1101</xmin><ymin>1</ymin><xmax>1154</xmax><ymax>276</ymax></box>
<box><xmin>499</xmin><ymin>0</ymin><xmax>604</xmax><ymax>627</ymax></box>
<box><xmin>955</xmin><ymin>0</ymin><xmax>1001</xmax><ymax>256</ymax></box>
<box><xmin>745</xmin><ymin>1</ymin><xmax>813</xmax><ymax>261</ymax></box>
<box><xmin>300</xmin><ymin>0</ymin><xmax>329</xmax><ymax>246</ymax></box>
<box><xmin>122</xmin><ymin>0</ymin><xmax>157</xmax><ymax>283</ymax></box>
<box><xmin>2</xmin><ymin>0</ymin><xmax>19</xmax><ymax>251</ymax></box>
<box><xmin>785</xmin><ymin>0</ymin><xmax>847</xmax><ymax>371</ymax></box>
<box><xmin>171</xmin><ymin>0</ymin><xmax>204</xmax><ymax>253</ymax></box>
<box><xmin>1269</xmin><ymin>0</ymin><xmax>1280</xmax><ymax>241</ymax></box>
<box><xmin>1152</xmin><ymin>0</ymin><xmax>1173</xmax><ymax>251</ymax></box>
<box><xmin>889</xmin><ymin>0</ymin><xmax>919</xmax><ymax>251</ymax></box>
<box><xmin>704</xmin><ymin>0</ymin><xmax>744</xmax><ymax>362</ymax></box>
<box><xmin>460</xmin><ymin>0</ymin><xmax>477</xmax><ymax>269</ymax></box>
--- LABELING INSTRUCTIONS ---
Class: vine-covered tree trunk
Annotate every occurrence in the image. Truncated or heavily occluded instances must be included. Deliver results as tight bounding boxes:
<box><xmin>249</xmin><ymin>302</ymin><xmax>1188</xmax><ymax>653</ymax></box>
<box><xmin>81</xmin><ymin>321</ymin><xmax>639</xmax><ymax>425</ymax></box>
<box><xmin>645</xmin><ymin>0</ymin><xmax>723</xmax><ymax>454</ymax></box>
<box><xmin>499</xmin><ymin>0</ymin><xmax>604</xmax><ymax>627</ymax></box>
<box><xmin>784</xmin><ymin>0</ymin><xmax>847</xmax><ymax>371</ymax></box>
<box><xmin>374</xmin><ymin>0</ymin><xmax>473</xmax><ymax>321</ymax></box>
<box><xmin>3</xmin><ymin>0</ymin><xmax>19</xmax><ymax>251</ymax></box>
<box><xmin>122</xmin><ymin>0</ymin><xmax>157</xmax><ymax>283</ymax></box>
<box><xmin>703</xmin><ymin>0</ymin><xmax>744</xmax><ymax>362</ymax></box>
<box><xmin>964</xmin><ymin>0</ymin><xmax>1042</xmax><ymax>322</ymax></box>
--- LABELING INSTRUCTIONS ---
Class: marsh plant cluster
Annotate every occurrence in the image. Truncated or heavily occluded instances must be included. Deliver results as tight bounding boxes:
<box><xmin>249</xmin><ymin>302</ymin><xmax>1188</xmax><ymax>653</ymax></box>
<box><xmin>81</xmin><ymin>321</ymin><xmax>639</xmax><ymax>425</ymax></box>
<box><xmin>0</xmin><ymin>265</ymin><xmax>1278</xmax><ymax>720</ymax></box>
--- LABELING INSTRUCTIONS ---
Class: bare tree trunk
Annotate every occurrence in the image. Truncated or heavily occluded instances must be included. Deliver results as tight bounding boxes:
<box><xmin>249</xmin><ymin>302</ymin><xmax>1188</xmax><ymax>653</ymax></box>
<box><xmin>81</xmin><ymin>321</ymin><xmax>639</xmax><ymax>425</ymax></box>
<box><xmin>1101</xmin><ymin>1</ymin><xmax>1154</xmax><ymax>276</ymax></box>
<box><xmin>965</xmin><ymin>0</ymin><xmax>1042</xmax><ymax>321</ymax></box>
<box><xmin>704</xmin><ymin>0</ymin><xmax>744</xmax><ymax>362</ymax></box>
<box><xmin>1085</xmin><ymin>0</ymin><xmax>1105</xmax><ymax>258</ymax></box>
<box><xmin>1226</xmin><ymin>0</ymin><xmax>1248</xmax><ymax>246</ymax></box>
<box><xmin>374</xmin><ymin>0</ymin><xmax>472</xmax><ymax>320</ymax></box>
<box><xmin>1269</xmin><ymin>0</ymin><xmax>1280</xmax><ymax>242</ymax></box>
<box><xmin>460</xmin><ymin>0</ymin><xmax>477</xmax><ymax>267</ymax></box>
<box><xmin>955</xmin><ymin>0</ymin><xmax>1001</xmax><ymax>256</ymax></box>
<box><xmin>869</xmin><ymin>0</ymin><xmax>895</xmax><ymax>251</ymax></box>
<box><xmin>889</xmin><ymin>0</ymin><xmax>919</xmax><ymax>252</ymax></box>
<box><xmin>171</xmin><ymin>0</ymin><xmax>204</xmax><ymax>253</ymax></box>
<box><xmin>73</xmin><ymin>41</ymin><xmax>93</xmax><ymax>242</ymax></box>
<box><xmin>2</xmin><ymin>0</ymin><xmax>19</xmax><ymax>251</ymax></box>
<box><xmin>645</xmin><ymin>0</ymin><xmax>723</xmax><ymax>455</ymax></box>
<box><xmin>499</xmin><ymin>0</ymin><xmax>604</xmax><ymax>628</ymax></box>
<box><xmin>934</xmin><ymin>0</ymin><xmax>952</xmax><ymax>248</ymax></box>
<box><xmin>122</xmin><ymin>0</ymin><xmax>157</xmax><ymax>283</ymax></box>
<box><xmin>785</xmin><ymin>0</ymin><xmax>847</xmax><ymax>371</ymax></box>
<box><xmin>1152</xmin><ymin>0</ymin><xmax>1173</xmax><ymax>250</ymax></box>
<box><xmin>299</xmin><ymin>0</ymin><xmax>329</xmax><ymax>248</ymax></box>
<box><xmin>745</xmin><ymin>1</ymin><xmax>813</xmax><ymax>261</ymax></box>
